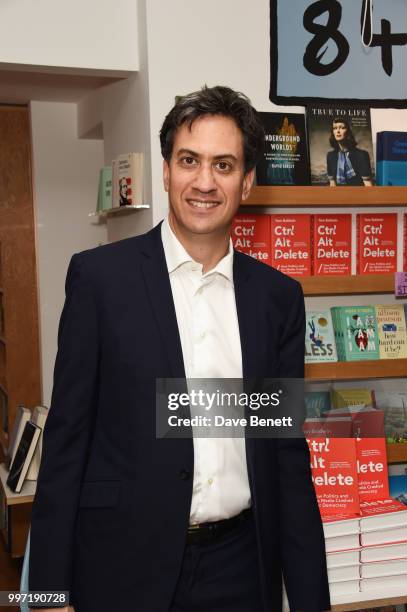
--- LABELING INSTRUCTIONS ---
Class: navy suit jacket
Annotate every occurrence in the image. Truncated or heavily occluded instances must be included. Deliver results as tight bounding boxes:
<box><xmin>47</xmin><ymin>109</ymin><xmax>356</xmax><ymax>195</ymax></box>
<box><xmin>29</xmin><ymin>223</ymin><xmax>330</xmax><ymax>612</ymax></box>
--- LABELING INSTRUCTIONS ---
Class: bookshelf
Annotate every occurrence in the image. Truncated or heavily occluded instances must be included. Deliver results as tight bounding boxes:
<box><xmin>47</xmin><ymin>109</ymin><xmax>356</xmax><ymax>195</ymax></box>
<box><xmin>241</xmin><ymin>186</ymin><xmax>407</xmax><ymax>467</ymax></box>
<box><xmin>243</xmin><ymin>185</ymin><xmax>407</xmax><ymax>207</ymax></box>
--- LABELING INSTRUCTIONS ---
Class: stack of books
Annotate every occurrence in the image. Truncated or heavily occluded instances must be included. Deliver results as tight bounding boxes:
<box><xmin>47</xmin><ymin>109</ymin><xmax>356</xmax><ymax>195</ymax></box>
<box><xmin>305</xmin><ymin>411</ymin><xmax>407</xmax><ymax>597</ymax></box>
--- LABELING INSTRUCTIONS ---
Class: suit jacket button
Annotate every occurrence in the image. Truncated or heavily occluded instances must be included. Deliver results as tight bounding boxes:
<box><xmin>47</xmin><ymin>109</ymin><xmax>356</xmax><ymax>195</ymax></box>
<box><xmin>179</xmin><ymin>469</ymin><xmax>190</xmax><ymax>480</ymax></box>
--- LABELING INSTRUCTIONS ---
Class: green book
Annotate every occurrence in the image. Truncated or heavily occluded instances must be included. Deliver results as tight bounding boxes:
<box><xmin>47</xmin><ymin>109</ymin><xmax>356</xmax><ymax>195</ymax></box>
<box><xmin>332</xmin><ymin>306</ymin><xmax>380</xmax><ymax>361</ymax></box>
<box><xmin>97</xmin><ymin>166</ymin><xmax>113</xmax><ymax>212</ymax></box>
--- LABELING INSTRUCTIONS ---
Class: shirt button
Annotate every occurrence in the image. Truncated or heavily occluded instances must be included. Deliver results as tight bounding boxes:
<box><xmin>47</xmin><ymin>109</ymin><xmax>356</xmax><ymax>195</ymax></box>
<box><xmin>179</xmin><ymin>469</ymin><xmax>190</xmax><ymax>481</ymax></box>
<box><xmin>197</xmin><ymin>287</ymin><xmax>203</xmax><ymax>295</ymax></box>
<box><xmin>200</xmin><ymin>331</ymin><xmax>206</xmax><ymax>339</ymax></box>
<box><xmin>208</xmin><ymin>478</ymin><xmax>213</xmax><ymax>485</ymax></box>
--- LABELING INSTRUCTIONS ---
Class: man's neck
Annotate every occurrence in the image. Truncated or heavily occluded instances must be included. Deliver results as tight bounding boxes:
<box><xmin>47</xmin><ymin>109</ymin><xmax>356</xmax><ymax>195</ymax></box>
<box><xmin>168</xmin><ymin>216</ymin><xmax>230</xmax><ymax>274</ymax></box>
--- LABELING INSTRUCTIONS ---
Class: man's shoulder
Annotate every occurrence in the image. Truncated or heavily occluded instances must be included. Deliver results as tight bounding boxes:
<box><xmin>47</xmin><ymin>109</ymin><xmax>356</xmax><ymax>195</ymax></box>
<box><xmin>234</xmin><ymin>250</ymin><xmax>302</xmax><ymax>296</ymax></box>
<box><xmin>73</xmin><ymin>224</ymin><xmax>161</xmax><ymax>270</ymax></box>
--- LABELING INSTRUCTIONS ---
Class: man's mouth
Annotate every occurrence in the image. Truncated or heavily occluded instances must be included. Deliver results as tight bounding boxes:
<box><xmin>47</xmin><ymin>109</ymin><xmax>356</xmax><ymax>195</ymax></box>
<box><xmin>188</xmin><ymin>199</ymin><xmax>220</xmax><ymax>209</ymax></box>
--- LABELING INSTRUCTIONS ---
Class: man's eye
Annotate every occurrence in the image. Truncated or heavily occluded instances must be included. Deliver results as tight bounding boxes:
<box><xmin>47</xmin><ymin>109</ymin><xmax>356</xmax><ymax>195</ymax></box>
<box><xmin>182</xmin><ymin>157</ymin><xmax>196</xmax><ymax>165</ymax></box>
<box><xmin>216</xmin><ymin>161</ymin><xmax>231</xmax><ymax>171</ymax></box>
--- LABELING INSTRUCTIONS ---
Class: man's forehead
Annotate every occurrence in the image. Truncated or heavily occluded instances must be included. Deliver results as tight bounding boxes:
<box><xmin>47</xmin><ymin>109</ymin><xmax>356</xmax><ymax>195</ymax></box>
<box><xmin>172</xmin><ymin>116</ymin><xmax>244</xmax><ymax>156</ymax></box>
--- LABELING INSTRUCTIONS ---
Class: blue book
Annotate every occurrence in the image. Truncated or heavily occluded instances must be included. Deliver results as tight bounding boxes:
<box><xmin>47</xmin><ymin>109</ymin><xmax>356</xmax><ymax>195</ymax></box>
<box><xmin>389</xmin><ymin>475</ymin><xmax>407</xmax><ymax>506</ymax></box>
<box><xmin>376</xmin><ymin>131</ymin><xmax>407</xmax><ymax>185</ymax></box>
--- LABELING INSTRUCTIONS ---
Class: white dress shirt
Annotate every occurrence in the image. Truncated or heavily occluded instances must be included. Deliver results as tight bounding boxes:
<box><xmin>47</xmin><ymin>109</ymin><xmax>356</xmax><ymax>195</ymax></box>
<box><xmin>161</xmin><ymin>217</ymin><xmax>251</xmax><ymax>524</ymax></box>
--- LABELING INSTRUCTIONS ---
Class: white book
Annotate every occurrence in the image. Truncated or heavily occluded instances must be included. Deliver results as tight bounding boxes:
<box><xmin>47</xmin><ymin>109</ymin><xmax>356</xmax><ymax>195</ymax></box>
<box><xmin>329</xmin><ymin>579</ymin><xmax>360</xmax><ymax>596</ymax></box>
<box><xmin>361</xmin><ymin>525</ymin><xmax>407</xmax><ymax>547</ymax></box>
<box><xmin>325</xmin><ymin>533</ymin><xmax>360</xmax><ymax>553</ymax></box>
<box><xmin>113</xmin><ymin>152</ymin><xmax>144</xmax><ymax>208</ymax></box>
<box><xmin>360</xmin><ymin>541</ymin><xmax>407</xmax><ymax>562</ymax></box>
<box><xmin>26</xmin><ymin>406</ymin><xmax>48</xmax><ymax>481</ymax></box>
<box><xmin>360</xmin><ymin>573</ymin><xmax>407</xmax><ymax>592</ymax></box>
<box><xmin>360</xmin><ymin>499</ymin><xmax>407</xmax><ymax>532</ymax></box>
<box><xmin>326</xmin><ymin>549</ymin><xmax>360</xmax><ymax>569</ymax></box>
<box><xmin>7</xmin><ymin>406</ymin><xmax>31</xmax><ymax>467</ymax></box>
<box><xmin>328</xmin><ymin>564</ymin><xmax>360</xmax><ymax>583</ymax></box>
<box><xmin>360</xmin><ymin>558</ymin><xmax>407</xmax><ymax>578</ymax></box>
<box><xmin>323</xmin><ymin>516</ymin><xmax>360</xmax><ymax>539</ymax></box>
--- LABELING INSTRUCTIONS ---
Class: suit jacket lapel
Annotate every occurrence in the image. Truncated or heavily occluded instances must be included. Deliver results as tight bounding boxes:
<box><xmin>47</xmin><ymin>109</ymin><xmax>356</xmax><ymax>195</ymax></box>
<box><xmin>233</xmin><ymin>251</ymin><xmax>259</xmax><ymax>381</ymax></box>
<box><xmin>140</xmin><ymin>224</ymin><xmax>186</xmax><ymax>379</ymax></box>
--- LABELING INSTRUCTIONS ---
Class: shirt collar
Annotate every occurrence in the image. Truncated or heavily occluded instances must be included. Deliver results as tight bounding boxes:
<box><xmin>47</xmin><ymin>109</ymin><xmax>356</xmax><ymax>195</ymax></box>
<box><xmin>161</xmin><ymin>216</ymin><xmax>234</xmax><ymax>283</ymax></box>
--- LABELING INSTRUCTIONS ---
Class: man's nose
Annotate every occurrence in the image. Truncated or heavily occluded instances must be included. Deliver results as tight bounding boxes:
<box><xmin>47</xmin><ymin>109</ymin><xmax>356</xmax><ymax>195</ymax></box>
<box><xmin>193</xmin><ymin>163</ymin><xmax>217</xmax><ymax>192</ymax></box>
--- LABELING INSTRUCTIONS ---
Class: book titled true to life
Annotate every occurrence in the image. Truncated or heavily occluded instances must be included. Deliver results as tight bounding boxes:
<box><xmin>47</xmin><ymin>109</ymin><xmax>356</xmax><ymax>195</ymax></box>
<box><xmin>306</xmin><ymin>104</ymin><xmax>375</xmax><ymax>186</ymax></box>
<box><xmin>256</xmin><ymin>112</ymin><xmax>310</xmax><ymax>186</ymax></box>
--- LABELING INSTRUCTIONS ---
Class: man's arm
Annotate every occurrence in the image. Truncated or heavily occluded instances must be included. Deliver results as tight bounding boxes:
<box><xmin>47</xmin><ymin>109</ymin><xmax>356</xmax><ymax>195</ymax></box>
<box><xmin>276</xmin><ymin>283</ymin><xmax>331</xmax><ymax>612</ymax></box>
<box><xmin>29</xmin><ymin>253</ymin><xmax>100</xmax><ymax>607</ymax></box>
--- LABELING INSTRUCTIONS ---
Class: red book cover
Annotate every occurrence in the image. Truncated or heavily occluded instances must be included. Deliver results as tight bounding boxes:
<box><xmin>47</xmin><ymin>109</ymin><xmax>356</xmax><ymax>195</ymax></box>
<box><xmin>312</xmin><ymin>214</ymin><xmax>352</xmax><ymax>275</ymax></box>
<box><xmin>357</xmin><ymin>213</ymin><xmax>398</xmax><ymax>274</ymax></box>
<box><xmin>306</xmin><ymin>437</ymin><xmax>360</xmax><ymax>517</ymax></box>
<box><xmin>270</xmin><ymin>214</ymin><xmax>312</xmax><ymax>276</ymax></box>
<box><xmin>356</xmin><ymin>437</ymin><xmax>390</xmax><ymax>502</ymax></box>
<box><xmin>231</xmin><ymin>214</ymin><xmax>271</xmax><ymax>265</ymax></box>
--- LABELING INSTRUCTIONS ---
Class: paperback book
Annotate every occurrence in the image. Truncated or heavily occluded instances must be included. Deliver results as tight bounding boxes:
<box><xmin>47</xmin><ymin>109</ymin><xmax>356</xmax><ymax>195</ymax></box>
<box><xmin>374</xmin><ymin>390</ymin><xmax>407</xmax><ymax>443</ymax></box>
<box><xmin>306</xmin><ymin>104</ymin><xmax>375</xmax><ymax>186</ymax></box>
<box><xmin>312</xmin><ymin>214</ymin><xmax>352</xmax><ymax>275</ymax></box>
<box><xmin>375</xmin><ymin>304</ymin><xmax>407</xmax><ymax>360</ymax></box>
<box><xmin>6</xmin><ymin>421</ymin><xmax>42</xmax><ymax>493</ymax></box>
<box><xmin>356</xmin><ymin>213</ymin><xmax>398</xmax><ymax>275</ymax></box>
<box><xmin>305</xmin><ymin>437</ymin><xmax>360</xmax><ymax>516</ymax></box>
<box><xmin>231</xmin><ymin>214</ymin><xmax>271</xmax><ymax>265</ymax></box>
<box><xmin>256</xmin><ymin>112</ymin><xmax>310</xmax><ymax>186</ymax></box>
<box><xmin>376</xmin><ymin>131</ymin><xmax>407</xmax><ymax>186</ymax></box>
<box><xmin>331</xmin><ymin>306</ymin><xmax>380</xmax><ymax>362</ymax></box>
<box><xmin>270</xmin><ymin>214</ymin><xmax>312</xmax><ymax>276</ymax></box>
<box><xmin>96</xmin><ymin>166</ymin><xmax>112</xmax><ymax>212</ymax></box>
<box><xmin>305</xmin><ymin>310</ymin><xmax>338</xmax><ymax>363</ymax></box>
<box><xmin>112</xmin><ymin>153</ymin><xmax>144</xmax><ymax>208</ymax></box>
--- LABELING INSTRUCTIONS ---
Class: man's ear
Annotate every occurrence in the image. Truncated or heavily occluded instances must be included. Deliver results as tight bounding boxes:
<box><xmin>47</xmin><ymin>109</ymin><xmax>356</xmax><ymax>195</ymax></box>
<box><xmin>241</xmin><ymin>168</ymin><xmax>255</xmax><ymax>201</ymax></box>
<box><xmin>163</xmin><ymin>159</ymin><xmax>170</xmax><ymax>192</ymax></box>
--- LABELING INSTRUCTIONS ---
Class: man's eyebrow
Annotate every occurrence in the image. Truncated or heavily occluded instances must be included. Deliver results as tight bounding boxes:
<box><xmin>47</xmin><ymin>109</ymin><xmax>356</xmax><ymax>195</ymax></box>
<box><xmin>175</xmin><ymin>148</ymin><xmax>238</xmax><ymax>162</ymax></box>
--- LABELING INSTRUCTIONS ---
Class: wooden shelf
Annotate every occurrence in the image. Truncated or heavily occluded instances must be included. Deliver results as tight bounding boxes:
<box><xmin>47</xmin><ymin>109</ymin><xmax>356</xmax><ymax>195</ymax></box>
<box><xmin>297</xmin><ymin>274</ymin><xmax>394</xmax><ymax>296</ymax></box>
<box><xmin>243</xmin><ymin>185</ymin><xmax>407</xmax><ymax>207</ymax></box>
<box><xmin>331</xmin><ymin>592</ymin><xmax>407</xmax><ymax>611</ymax></box>
<box><xmin>305</xmin><ymin>359</ymin><xmax>407</xmax><ymax>381</ymax></box>
<box><xmin>386</xmin><ymin>443</ymin><xmax>407</xmax><ymax>464</ymax></box>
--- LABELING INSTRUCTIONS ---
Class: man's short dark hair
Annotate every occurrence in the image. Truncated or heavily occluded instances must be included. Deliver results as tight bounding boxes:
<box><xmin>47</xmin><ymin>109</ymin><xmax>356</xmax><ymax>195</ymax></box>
<box><xmin>160</xmin><ymin>85</ymin><xmax>265</xmax><ymax>173</ymax></box>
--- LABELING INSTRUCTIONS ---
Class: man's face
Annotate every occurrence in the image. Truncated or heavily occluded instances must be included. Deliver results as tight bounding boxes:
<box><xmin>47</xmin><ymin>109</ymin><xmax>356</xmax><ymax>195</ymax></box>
<box><xmin>120</xmin><ymin>179</ymin><xmax>128</xmax><ymax>197</ymax></box>
<box><xmin>333</xmin><ymin>122</ymin><xmax>347</xmax><ymax>142</ymax></box>
<box><xmin>163</xmin><ymin>114</ymin><xmax>254</xmax><ymax>239</ymax></box>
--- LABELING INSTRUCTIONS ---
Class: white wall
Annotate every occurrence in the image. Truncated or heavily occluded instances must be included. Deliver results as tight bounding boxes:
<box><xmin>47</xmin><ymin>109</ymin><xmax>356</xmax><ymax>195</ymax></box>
<box><xmin>30</xmin><ymin>101</ymin><xmax>106</xmax><ymax>406</ymax></box>
<box><xmin>78</xmin><ymin>0</ymin><xmax>153</xmax><ymax>242</ymax></box>
<box><xmin>0</xmin><ymin>0</ymin><xmax>138</xmax><ymax>75</ymax></box>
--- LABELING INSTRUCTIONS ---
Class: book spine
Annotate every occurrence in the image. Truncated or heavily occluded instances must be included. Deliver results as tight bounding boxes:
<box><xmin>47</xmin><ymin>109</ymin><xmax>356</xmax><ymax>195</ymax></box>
<box><xmin>356</xmin><ymin>214</ymin><xmax>361</xmax><ymax>274</ymax></box>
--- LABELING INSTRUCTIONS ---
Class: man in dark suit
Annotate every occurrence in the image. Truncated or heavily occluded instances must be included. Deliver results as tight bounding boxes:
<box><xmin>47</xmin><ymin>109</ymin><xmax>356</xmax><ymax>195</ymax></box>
<box><xmin>29</xmin><ymin>85</ymin><xmax>330</xmax><ymax>612</ymax></box>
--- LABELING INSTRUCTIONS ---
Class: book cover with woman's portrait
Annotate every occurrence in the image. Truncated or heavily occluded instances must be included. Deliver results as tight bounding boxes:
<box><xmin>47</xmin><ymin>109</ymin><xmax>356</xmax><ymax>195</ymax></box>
<box><xmin>307</xmin><ymin>105</ymin><xmax>375</xmax><ymax>186</ymax></box>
